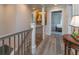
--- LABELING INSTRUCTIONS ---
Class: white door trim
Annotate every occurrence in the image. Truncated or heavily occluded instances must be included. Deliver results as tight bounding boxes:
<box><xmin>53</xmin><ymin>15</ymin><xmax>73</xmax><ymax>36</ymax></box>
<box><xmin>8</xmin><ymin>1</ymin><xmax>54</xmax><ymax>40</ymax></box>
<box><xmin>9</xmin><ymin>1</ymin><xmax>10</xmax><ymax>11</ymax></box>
<box><xmin>50</xmin><ymin>8</ymin><xmax>64</xmax><ymax>35</ymax></box>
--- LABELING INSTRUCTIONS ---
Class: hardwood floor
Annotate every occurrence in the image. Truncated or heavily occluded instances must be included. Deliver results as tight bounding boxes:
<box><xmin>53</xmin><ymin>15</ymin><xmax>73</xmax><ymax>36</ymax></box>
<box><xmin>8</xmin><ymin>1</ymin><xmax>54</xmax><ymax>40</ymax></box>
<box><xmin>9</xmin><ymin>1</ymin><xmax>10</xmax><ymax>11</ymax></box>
<box><xmin>36</xmin><ymin>25</ymin><xmax>43</xmax><ymax>47</ymax></box>
<box><xmin>36</xmin><ymin>34</ymin><xmax>64</xmax><ymax>55</ymax></box>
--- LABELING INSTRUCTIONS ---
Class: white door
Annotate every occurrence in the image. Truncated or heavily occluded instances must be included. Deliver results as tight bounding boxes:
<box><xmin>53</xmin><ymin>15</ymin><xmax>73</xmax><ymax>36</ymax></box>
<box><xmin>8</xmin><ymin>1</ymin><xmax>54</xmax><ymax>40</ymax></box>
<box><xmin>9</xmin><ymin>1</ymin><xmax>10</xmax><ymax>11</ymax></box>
<box><xmin>51</xmin><ymin>11</ymin><xmax>62</xmax><ymax>33</ymax></box>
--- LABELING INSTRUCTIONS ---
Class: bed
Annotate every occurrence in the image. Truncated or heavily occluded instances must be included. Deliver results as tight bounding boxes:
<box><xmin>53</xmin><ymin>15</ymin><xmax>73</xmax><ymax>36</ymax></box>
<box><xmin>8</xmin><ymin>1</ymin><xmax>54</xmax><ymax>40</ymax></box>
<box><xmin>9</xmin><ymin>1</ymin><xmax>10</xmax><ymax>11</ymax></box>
<box><xmin>55</xmin><ymin>24</ymin><xmax>62</xmax><ymax>32</ymax></box>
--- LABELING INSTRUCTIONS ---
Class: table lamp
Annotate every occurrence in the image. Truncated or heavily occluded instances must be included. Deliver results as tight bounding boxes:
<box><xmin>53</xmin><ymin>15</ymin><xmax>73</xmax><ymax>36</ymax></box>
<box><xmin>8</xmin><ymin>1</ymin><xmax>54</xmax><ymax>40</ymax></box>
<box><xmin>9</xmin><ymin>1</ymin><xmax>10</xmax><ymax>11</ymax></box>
<box><xmin>70</xmin><ymin>16</ymin><xmax>79</xmax><ymax>41</ymax></box>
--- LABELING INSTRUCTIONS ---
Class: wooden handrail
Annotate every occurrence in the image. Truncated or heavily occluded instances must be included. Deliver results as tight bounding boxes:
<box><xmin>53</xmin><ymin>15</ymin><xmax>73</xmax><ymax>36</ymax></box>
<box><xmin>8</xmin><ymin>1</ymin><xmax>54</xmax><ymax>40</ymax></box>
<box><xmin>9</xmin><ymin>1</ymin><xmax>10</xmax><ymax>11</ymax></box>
<box><xmin>0</xmin><ymin>28</ymin><xmax>32</xmax><ymax>40</ymax></box>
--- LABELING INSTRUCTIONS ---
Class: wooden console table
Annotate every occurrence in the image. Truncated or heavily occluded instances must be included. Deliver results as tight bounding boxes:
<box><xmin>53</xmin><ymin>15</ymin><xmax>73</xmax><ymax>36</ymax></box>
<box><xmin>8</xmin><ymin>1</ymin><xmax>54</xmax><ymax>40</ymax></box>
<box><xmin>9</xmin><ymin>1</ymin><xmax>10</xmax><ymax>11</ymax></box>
<box><xmin>63</xmin><ymin>34</ymin><xmax>79</xmax><ymax>55</ymax></box>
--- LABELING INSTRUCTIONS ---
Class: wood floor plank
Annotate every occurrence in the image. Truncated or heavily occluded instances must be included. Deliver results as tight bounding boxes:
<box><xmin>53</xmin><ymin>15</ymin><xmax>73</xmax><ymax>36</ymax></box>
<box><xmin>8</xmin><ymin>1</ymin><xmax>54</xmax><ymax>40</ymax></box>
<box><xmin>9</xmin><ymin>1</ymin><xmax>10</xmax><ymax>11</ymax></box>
<box><xmin>36</xmin><ymin>34</ymin><xmax>65</xmax><ymax>55</ymax></box>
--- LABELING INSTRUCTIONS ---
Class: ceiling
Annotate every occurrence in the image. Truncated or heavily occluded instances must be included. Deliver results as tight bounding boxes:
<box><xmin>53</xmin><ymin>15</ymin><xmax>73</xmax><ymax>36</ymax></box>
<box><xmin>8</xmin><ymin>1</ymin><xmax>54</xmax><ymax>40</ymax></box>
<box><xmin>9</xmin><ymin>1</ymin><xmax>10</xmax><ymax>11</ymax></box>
<box><xmin>28</xmin><ymin>4</ymin><xmax>72</xmax><ymax>11</ymax></box>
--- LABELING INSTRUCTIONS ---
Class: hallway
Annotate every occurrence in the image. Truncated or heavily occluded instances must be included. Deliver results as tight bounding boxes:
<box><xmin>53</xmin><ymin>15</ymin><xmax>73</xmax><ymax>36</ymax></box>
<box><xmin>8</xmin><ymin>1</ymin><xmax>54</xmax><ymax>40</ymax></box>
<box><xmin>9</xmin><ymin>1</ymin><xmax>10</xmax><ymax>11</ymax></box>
<box><xmin>36</xmin><ymin>34</ymin><xmax>64</xmax><ymax>55</ymax></box>
<box><xmin>0</xmin><ymin>4</ymin><xmax>79</xmax><ymax>55</ymax></box>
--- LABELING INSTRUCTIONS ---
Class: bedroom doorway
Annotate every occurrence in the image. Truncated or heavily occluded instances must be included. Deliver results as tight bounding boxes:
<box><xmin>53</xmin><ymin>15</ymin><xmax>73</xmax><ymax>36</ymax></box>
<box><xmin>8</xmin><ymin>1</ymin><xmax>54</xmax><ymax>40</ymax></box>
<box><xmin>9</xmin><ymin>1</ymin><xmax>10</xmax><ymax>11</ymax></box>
<box><xmin>51</xmin><ymin>11</ymin><xmax>62</xmax><ymax>35</ymax></box>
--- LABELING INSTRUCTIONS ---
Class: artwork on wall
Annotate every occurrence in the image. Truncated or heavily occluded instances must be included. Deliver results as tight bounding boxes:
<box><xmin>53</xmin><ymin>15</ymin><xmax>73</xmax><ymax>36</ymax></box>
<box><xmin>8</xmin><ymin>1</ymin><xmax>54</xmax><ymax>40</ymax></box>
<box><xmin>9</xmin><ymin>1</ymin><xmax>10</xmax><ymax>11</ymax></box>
<box><xmin>33</xmin><ymin>9</ymin><xmax>47</xmax><ymax>25</ymax></box>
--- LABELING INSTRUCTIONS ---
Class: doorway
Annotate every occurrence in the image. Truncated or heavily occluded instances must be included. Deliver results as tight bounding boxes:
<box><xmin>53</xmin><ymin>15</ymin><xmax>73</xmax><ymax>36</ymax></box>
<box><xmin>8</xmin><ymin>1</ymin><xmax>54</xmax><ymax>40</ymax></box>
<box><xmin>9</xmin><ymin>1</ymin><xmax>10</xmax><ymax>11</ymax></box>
<box><xmin>51</xmin><ymin>11</ymin><xmax>62</xmax><ymax>35</ymax></box>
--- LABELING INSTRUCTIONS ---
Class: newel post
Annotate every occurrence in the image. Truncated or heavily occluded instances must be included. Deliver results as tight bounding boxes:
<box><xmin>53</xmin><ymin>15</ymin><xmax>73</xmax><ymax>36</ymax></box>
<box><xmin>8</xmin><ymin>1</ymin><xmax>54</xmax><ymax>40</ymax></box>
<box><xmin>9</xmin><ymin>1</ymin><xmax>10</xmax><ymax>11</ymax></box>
<box><xmin>42</xmin><ymin>5</ymin><xmax>45</xmax><ymax>40</ymax></box>
<box><xmin>31</xmin><ymin>12</ymin><xmax>36</xmax><ymax>55</ymax></box>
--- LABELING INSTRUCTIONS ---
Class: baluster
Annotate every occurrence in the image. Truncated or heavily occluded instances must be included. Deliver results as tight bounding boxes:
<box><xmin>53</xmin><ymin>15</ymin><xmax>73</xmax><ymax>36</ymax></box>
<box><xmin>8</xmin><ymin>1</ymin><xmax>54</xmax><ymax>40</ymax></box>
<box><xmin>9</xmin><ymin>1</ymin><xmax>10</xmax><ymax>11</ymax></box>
<box><xmin>28</xmin><ymin>32</ymin><xmax>30</xmax><ymax>52</ymax></box>
<box><xmin>2</xmin><ymin>40</ymin><xmax>5</xmax><ymax>55</ymax></box>
<box><xmin>22</xmin><ymin>32</ymin><xmax>24</xmax><ymax>55</ymax></box>
<box><xmin>24</xmin><ymin>32</ymin><xmax>25</xmax><ymax>54</ymax></box>
<box><xmin>23</xmin><ymin>33</ymin><xmax>24</xmax><ymax>55</ymax></box>
<box><xmin>21</xmin><ymin>33</ymin><xmax>23</xmax><ymax>54</ymax></box>
<box><xmin>18</xmin><ymin>34</ymin><xmax>20</xmax><ymax>55</ymax></box>
<box><xmin>27</xmin><ymin>32</ymin><xmax>29</xmax><ymax>54</ymax></box>
<box><xmin>29</xmin><ymin>32</ymin><xmax>32</xmax><ymax>54</ymax></box>
<box><xmin>9</xmin><ymin>37</ymin><xmax>11</xmax><ymax>54</ymax></box>
<box><xmin>0</xmin><ymin>29</ymin><xmax>32</xmax><ymax>55</ymax></box>
<box><xmin>25</xmin><ymin>32</ymin><xmax>28</xmax><ymax>53</ymax></box>
<box><xmin>28</xmin><ymin>31</ymin><xmax>31</xmax><ymax>54</ymax></box>
<box><xmin>30</xmin><ymin>31</ymin><xmax>32</xmax><ymax>54</ymax></box>
<box><xmin>14</xmin><ymin>35</ymin><xmax>16</xmax><ymax>55</ymax></box>
<box><xmin>25</xmin><ymin>32</ymin><xmax>27</xmax><ymax>54</ymax></box>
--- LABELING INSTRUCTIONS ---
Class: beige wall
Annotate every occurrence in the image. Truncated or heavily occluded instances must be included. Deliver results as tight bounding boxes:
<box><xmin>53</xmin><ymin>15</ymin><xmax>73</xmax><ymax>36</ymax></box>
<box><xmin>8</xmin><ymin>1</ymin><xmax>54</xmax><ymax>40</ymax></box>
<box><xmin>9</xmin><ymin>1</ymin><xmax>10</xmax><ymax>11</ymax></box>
<box><xmin>63</xmin><ymin>5</ymin><xmax>72</xmax><ymax>34</ymax></box>
<box><xmin>4</xmin><ymin>5</ymin><xmax>16</xmax><ymax>34</ymax></box>
<box><xmin>16</xmin><ymin>5</ymin><xmax>32</xmax><ymax>32</ymax></box>
<box><xmin>0</xmin><ymin>5</ymin><xmax>5</xmax><ymax>36</ymax></box>
<box><xmin>72</xmin><ymin>4</ymin><xmax>79</xmax><ymax>16</ymax></box>
<box><xmin>72</xmin><ymin>4</ymin><xmax>79</xmax><ymax>32</ymax></box>
<box><xmin>0</xmin><ymin>5</ymin><xmax>32</xmax><ymax>36</ymax></box>
<box><xmin>66</xmin><ymin>5</ymin><xmax>72</xmax><ymax>34</ymax></box>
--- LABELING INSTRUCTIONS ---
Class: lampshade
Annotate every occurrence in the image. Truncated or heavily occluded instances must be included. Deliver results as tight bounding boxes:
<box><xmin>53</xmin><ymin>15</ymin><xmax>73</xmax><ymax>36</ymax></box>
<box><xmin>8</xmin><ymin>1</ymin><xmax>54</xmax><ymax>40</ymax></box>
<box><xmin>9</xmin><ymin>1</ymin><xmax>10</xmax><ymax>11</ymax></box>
<box><xmin>70</xmin><ymin>16</ymin><xmax>79</xmax><ymax>27</ymax></box>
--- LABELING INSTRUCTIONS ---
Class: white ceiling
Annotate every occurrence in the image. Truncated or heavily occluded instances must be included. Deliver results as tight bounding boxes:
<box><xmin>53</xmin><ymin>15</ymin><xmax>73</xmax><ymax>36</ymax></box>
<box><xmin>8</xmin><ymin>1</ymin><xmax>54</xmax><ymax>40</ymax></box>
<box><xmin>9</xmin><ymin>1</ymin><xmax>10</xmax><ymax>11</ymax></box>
<box><xmin>28</xmin><ymin>4</ymin><xmax>72</xmax><ymax>11</ymax></box>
